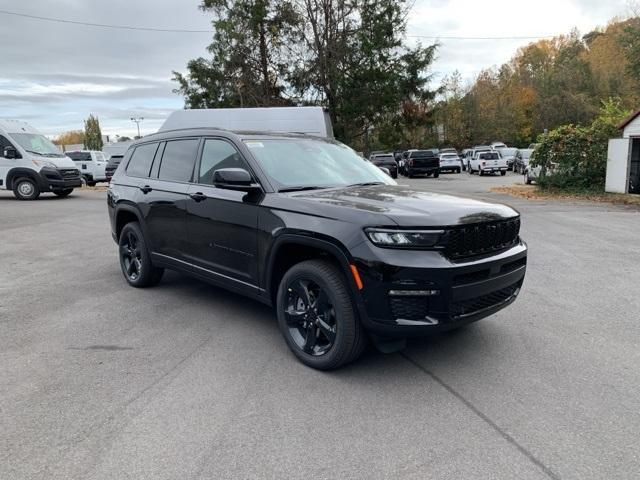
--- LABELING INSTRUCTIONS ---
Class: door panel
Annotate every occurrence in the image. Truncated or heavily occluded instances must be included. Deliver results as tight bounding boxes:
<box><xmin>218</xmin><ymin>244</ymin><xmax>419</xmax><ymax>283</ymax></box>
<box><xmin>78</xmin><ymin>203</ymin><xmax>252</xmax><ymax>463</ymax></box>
<box><xmin>185</xmin><ymin>138</ymin><xmax>259</xmax><ymax>285</ymax></box>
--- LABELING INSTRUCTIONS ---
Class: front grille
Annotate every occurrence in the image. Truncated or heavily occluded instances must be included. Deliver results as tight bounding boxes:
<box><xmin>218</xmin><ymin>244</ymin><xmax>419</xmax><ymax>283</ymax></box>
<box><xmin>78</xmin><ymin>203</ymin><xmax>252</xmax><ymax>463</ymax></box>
<box><xmin>444</xmin><ymin>218</ymin><xmax>520</xmax><ymax>259</ymax></box>
<box><xmin>60</xmin><ymin>168</ymin><xmax>80</xmax><ymax>178</ymax></box>
<box><xmin>451</xmin><ymin>283</ymin><xmax>520</xmax><ymax>318</ymax></box>
<box><xmin>389</xmin><ymin>296</ymin><xmax>429</xmax><ymax>320</ymax></box>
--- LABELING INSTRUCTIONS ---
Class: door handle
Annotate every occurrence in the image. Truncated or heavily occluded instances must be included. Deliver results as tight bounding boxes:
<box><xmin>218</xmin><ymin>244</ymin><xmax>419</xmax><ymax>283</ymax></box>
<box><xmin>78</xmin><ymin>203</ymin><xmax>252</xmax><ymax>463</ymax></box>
<box><xmin>139</xmin><ymin>185</ymin><xmax>152</xmax><ymax>194</ymax></box>
<box><xmin>189</xmin><ymin>192</ymin><xmax>207</xmax><ymax>202</ymax></box>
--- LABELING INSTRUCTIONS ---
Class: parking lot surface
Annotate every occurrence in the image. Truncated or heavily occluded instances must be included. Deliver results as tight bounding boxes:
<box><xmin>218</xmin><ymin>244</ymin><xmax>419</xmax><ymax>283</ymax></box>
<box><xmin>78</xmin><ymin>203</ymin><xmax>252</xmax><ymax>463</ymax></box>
<box><xmin>2</xmin><ymin>172</ymin><xmax>640</xmax><ymax>480</ymax></box>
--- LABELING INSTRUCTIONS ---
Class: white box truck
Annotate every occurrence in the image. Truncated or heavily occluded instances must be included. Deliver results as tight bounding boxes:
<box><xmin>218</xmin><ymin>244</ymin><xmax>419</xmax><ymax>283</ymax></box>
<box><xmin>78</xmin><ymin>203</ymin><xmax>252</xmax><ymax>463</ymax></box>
<box><xmin>159</xmin><ymin>106</ymin><xmax>334</xmax><ymax>138</ymax></box>
<box><xmin>0</xmin><ymin>120</ymin><xmax>81</xmax><ymax>200</ymax></box>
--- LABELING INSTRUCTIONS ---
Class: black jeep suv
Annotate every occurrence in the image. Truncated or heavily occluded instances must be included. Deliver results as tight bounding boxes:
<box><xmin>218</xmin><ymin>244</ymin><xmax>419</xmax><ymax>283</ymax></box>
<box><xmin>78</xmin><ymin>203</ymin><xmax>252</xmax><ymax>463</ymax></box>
<box><xmin>108</xmin><ymin>129</ymin><xmax>527</xmax><ymax>370</ymax></box>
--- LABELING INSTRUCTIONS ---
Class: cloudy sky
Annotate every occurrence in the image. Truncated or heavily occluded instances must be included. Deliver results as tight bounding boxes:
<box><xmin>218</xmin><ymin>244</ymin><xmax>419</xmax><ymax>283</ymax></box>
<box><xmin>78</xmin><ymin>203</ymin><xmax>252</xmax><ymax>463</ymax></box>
<box><xmin>0</xmin><ymin>0</ymin><xmax>631</xmax><ymax>138</ymax></box>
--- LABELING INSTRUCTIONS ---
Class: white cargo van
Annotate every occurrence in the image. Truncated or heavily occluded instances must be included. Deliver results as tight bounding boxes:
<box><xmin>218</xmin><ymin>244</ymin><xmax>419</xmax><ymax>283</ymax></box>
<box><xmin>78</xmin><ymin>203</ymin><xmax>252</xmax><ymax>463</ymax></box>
<box><xmin>0</xmin><ymin>120</ymin><xmax>81</xmax><ymax>200</ymax></box>
<box><xmin>65</xmin><ymin>150</ymin><xmax>109</xmax><ymax>186</ymax></box>
<box><xmin>159</xmin><ymin>106</ymin><xmax>334</xmax><ymax>138</ymax></box>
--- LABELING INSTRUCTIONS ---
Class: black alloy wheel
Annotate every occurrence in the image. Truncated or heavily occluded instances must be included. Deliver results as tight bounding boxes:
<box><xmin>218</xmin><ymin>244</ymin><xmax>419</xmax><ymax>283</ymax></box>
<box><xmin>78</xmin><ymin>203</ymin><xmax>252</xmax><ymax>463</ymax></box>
<box><xmin>118</xmin><ymin>222</ymin><xmax>164</xmax><ymax>287</ymax></box>
<box><xmin>277</xmin><ymin>260</ymin><xmax>367</xmax><ymax>369</ymax></box>
<box><xmin>284</xmin><ymin>278</ymin><xmax>336</xmax><ymax>356</ymax></box>
<box><xmin>120</xmin><ymin>230</ymin><xmax>143</xmax><ymax>283</ymax></box>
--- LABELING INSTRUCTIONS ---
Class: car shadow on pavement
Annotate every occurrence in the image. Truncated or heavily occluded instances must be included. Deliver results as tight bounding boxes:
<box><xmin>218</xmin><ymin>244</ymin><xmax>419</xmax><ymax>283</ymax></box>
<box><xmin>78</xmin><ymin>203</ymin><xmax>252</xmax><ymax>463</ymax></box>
<box><xmin>154</xmin><ymin>270</ymin><xmax>497</xmax><ymax>375</ymax></box>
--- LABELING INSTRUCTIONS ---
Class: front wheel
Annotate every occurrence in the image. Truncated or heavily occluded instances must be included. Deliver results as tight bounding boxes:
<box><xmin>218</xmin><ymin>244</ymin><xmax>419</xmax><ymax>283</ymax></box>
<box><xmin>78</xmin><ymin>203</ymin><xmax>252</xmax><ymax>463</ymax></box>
<box><xmin>118</xmin><ymin>222</ymin><xmax>164</xmax><ymax>288</ymax></box>
<box><xmin>500</xmin><ymin>170</ymin><xmax>506</xmax><ymax>176</ymax></box>
<box><xmin>433</xmin><ymin>171</ymin><xmax>440</xmax><ymax>178</ymax></box>
<box><xmin>54</xmin><ymin>189</ymin><xmax>73</xmax><ymax>197</ymax></box>
<box><xmin>13</xmin><ymin>177</ymin><xmax>40</xmax><ymax>200</ymax></box>
<box><xmin>277</xmin><ymin>260</ymin><xmax>367</xmax><ymax>370</ymax></box>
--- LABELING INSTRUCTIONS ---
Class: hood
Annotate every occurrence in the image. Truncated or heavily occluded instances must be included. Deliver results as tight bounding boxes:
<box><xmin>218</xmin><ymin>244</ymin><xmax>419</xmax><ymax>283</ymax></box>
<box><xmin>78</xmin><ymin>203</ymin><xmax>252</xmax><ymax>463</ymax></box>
<box><xmin>44</xmin><ymin>156</ymin><xmax>77</xmax><ymax>169</ymax></box>
<box><xmin>292</xmin><ymin>185</ymin><xmax>518</xmax><ymax>227</ymax></box>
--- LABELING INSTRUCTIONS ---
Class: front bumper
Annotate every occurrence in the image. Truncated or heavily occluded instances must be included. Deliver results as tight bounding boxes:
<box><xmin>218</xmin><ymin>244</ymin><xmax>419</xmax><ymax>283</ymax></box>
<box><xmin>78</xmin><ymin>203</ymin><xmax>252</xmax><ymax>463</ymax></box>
<box><xmin>350</xmin><ymin>241</ymin><xmax>527</xmax><ymax>337</ymax></box>
<box><xmin>38</xmin><ymin>167</ymin><xmax>82</xmax><ymax>190</ymax></box>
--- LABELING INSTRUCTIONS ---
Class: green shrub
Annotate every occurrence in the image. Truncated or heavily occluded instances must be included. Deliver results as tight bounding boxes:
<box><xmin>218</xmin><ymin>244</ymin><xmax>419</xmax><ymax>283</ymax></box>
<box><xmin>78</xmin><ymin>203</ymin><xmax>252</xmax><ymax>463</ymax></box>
<box><xmin>531</xmin><ymin>99</ymin><xmax>628</xmax><ymax>191</ymax></box>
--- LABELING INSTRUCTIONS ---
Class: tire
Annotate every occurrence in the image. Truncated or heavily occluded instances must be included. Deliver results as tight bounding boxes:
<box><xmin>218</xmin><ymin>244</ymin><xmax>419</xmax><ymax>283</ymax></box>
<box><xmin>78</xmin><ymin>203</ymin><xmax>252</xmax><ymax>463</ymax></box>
<box><xmin>118</xmin><ymin>222</ymin><xmax>164</xmax><ymax>288</ymax></box>
<box><xmin>407</xmin><ymin>169</ymin><xmax>414</xmax><ymax>178</ymax></box>
<box><xmin>500</xmin><ymin>170</ymin><xmax>506</xmax><ymax>176</ymax></box>
<box><xmin>457</xmin><ymin>168</ymin><xmax>461</xmax><ymax>174</ymax></box>
<box><xmin>276</xmin><ymin>259</ymin><xmax>367</xmax><ymax>370</ymax></box>
<box><xmin>54</xmin><ymin>189</ymin><xmax>73</xmax><ymax>197</ymax></box>
<box><xmin>13</xmin><ymin>177</ymin><xmax>40</xmax><ymax>200</ymax></box>
<box><xmin>525</xmin><ymin>171</ymin><xmax>532</xmax><ymax>185</ymax></box>
<box><xmin>433</xmin><ymin>171</ymin><xmax>440</xmax><ymax>178</ymax></box>
<box><xmin>479</xmin><ymin>170</ymin><xmax>484</xmax><ymax>176</ymax></box>
<box><xmin>88</xmin><ymin>181</ymin><xmax>97</xmax><ymax>187</ymax></box>
<box><xmin>81</xmin><ymin>176</ymin><xmax>88</xmax><ymax>187</ymax></box>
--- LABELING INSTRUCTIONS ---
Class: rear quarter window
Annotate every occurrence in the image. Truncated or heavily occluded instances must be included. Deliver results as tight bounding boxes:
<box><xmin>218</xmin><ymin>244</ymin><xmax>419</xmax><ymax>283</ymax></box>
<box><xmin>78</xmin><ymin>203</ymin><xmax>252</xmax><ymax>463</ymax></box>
<box><xmin>126</xmin><ymin>143</ymin><xmax>159</xmax><ymax>178</ymax></box>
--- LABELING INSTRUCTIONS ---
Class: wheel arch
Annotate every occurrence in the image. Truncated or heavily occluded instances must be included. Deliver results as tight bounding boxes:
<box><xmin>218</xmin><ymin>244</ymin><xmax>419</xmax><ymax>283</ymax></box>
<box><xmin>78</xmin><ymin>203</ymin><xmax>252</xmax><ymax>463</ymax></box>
<box><xmin>114</xmin><ymin>203</ymin><xmax>146</xmax><ymax>241</ymax></box>
<box><xmin>265</xmin><ymin>234</ymin><xmax>362</xmax><ymax>307</ymax></box>
<box><xmin>6</xmin><ymin>168</ymin><xmax>41</xmax><ymax>190</ymax></box>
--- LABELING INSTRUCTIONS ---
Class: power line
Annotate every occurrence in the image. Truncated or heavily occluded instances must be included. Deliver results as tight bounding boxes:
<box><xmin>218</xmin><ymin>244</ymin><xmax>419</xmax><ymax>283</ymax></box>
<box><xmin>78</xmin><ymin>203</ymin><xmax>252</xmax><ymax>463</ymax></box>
<box><xmin>407</xmin><ymin>34</ymin><xmax>554</xmax><ymax>40</ymax></box>
<box><xmin>0</xmin><ymin>8</ymin><xmax>555</xmax><ymax>41</ymax></box>
<box><xmin>0</xmin><ymin>9</ymin><xmax>211</xmax><ymax>33</ymax></box>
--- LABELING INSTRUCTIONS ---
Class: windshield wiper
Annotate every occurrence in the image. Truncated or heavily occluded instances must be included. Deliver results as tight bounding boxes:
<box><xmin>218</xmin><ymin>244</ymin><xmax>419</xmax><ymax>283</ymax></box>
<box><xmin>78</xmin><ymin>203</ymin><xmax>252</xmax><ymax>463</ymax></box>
<box><xmin>278</xmin><ymin>186</ymin><xmax>329</xmax><ymax>193</ymax></box>
<box><xmin>345</xmin><ymin>181</ymin><xmax>386</xmax><ymax>187</ymax></box>
<box><xmin>24</xmin><ymin>149</ymin><xmax>62</xmax><ymax>158</ymax></box>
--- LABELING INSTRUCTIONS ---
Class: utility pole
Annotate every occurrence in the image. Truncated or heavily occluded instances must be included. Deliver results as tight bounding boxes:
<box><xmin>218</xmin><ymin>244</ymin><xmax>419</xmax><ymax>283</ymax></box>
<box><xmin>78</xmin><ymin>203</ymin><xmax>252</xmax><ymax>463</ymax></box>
<box><xmin>130</xmin><ymin>117</ymin><xmax>144</xmax><ymax>139</ymax></box>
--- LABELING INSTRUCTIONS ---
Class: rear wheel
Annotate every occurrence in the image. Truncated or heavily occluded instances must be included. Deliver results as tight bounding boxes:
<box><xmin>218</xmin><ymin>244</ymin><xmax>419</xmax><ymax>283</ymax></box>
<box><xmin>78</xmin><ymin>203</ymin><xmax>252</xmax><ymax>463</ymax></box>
<box><xmin>277</xmin><ymin>260</ymin><xmax>367</xmax><ymax>370</ymax></box>
<box><xmin>118</xmin><ymin>222</ymin><xmax>164</xmax><ymax>287</ymax></box>
<box><xmin>54</xmin><ymin>189</ymin><xmax>73</xmax><ymax>197</ymax></box>
<box><xmin>433</xmin><ymin>171</ymin><xmax>440</xmax><ymax>178</ymax></box>
<box><xmin>13</xmin><ymin>177</ymin><xmax>40</xmax><ymax>200</ymax></box>
<box><xmin>500</xmin><ymin>170</ymin><xmax>506</xmax><ymax>176</ymax></box>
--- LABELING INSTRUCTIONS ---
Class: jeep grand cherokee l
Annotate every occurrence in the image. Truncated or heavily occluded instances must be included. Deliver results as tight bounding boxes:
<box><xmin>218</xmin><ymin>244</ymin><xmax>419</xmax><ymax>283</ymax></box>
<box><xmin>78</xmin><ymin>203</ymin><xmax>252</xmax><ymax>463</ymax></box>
<box><xmin>108</xmin><ymin>129</ymin><xmax>527</xmax><ymax>370</ymax></box>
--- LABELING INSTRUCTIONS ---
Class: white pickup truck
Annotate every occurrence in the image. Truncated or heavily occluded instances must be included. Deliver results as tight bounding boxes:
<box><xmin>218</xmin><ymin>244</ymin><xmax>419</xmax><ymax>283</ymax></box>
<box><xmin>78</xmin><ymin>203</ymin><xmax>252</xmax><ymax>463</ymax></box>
<box><xmin>469</xmin><ymin>151</ymin><xmax>508</xmax><ymax>176</ymax></box>
<box><xmin>65</xmin><ymin>150</ymin><xmax>108</xmax><ymax>186</ymax></box>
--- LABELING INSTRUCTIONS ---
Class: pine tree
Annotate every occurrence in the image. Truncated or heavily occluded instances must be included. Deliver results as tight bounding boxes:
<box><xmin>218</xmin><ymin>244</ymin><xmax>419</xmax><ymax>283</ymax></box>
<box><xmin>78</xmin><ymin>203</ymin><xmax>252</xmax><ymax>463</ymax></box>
<box><xmin>84</xmin><ymin>115</ymin><xmax>103</xmax><ymax>151</ymax></box>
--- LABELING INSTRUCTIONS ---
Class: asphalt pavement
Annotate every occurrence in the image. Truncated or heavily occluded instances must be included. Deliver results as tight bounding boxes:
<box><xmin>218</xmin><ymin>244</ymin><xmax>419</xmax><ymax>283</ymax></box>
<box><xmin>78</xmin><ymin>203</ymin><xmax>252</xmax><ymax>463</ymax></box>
<box><xmin>1</xmin><ymin>171</ymin><xmax>639</xmax><ymax>480</ymax></box>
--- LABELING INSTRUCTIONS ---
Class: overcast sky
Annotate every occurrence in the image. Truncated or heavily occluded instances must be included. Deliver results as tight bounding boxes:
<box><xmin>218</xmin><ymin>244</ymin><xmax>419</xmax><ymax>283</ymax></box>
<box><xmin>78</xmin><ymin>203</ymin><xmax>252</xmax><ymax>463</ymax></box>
<box><xmin>0</xmin><ymin>0</ymin><xmax>631</xmax><ymax>138</ymax></box>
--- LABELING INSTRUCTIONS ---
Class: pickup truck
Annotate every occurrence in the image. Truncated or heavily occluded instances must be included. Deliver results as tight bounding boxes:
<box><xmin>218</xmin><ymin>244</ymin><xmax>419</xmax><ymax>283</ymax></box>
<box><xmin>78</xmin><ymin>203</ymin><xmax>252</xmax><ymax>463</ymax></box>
<box><xmin>65</xmin><ymin>150</ymin><xmax>108</xmax><ymax>186</ymax></box>
<box><xmin>469</xmin><ymin>151</ymin><xmax>508</xmax><ymax>176</ymax></box>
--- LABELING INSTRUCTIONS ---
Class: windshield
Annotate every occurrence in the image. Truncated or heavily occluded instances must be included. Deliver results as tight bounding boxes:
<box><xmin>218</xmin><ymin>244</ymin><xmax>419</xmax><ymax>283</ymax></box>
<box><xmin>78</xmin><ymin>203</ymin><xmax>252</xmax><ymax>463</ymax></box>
<box><xmin>11</xmin><ymin>133</ymin><xmax>64</xmax><ymax>157</ymax></box>
<box><xmin>244</xmin><ymin>138</ymin><xmax>394</xmax><ymax>190</ymax></box>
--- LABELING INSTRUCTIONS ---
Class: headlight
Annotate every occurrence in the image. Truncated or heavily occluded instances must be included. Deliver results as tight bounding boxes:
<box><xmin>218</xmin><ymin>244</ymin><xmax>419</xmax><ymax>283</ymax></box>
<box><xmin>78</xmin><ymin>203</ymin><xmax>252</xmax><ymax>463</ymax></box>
<box><xmin>365</xmin><ymin>228</ymin><xmax>443</xmax><ymax>248</ymax></box>
<box><xmin>32</xmin><ymin>159</ymin><xmax>56</xmax><ymax>168</ymax></box>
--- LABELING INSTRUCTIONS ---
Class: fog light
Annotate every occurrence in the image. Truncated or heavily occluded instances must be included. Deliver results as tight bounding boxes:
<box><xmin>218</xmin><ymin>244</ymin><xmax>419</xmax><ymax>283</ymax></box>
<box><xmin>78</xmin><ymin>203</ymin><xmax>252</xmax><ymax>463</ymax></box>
<box><xmin>388</xmin><ymin>290</ymin><xmax>439</xmax><ymax>296</ymax></box>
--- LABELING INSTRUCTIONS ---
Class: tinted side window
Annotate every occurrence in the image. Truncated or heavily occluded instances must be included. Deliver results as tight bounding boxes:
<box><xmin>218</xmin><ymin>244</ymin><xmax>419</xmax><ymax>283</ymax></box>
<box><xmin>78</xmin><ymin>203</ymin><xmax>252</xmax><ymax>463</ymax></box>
<box><xmin>127</xmin><ymin>143</ymin><xmax>159</xmax><ymax>178</ymax></box>
<box><xmin>198</xmin><ymin>139</ymin><xmax>247</xmax><ymax>184</ymax></box>
<box><xmin>158</xmin><ymin>139</ymin><xmax>199</xmax><ymax>182</ymax></box>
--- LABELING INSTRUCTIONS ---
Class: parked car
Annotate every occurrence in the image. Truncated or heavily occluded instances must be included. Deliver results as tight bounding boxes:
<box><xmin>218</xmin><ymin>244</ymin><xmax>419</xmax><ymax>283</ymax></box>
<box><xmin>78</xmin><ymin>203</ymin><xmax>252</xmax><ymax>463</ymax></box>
<box><xmin>398</xmin><ymin>149</ymin><xmax>417</xmax><ymax>176</ymax></box>
<box><xmin>469</xmin><ymin>151</ymin><xmax>508</xmax><ymax>176</ymax></box>
<box><xmin>404</xmin><ymin>150</ymin><xmax>440</xmax><ymax>178</ymax></box>
<box><xmin>463</xmin><ymin>146</ymin><xmax>492</xmax><ymax>170</ymax></box>
<box><xmin>66</xmin><ymin>150</ymin><xmax>109</xmax><ymax>186</ymax></box>
<box><xmin>439</xmin><ymin>153</ymin><xmax>462</xmax><ymax>173</ymax></box>
<box><xmin>439</xmin><ymin>147</ymin><xmax>457</xmax><ymax>155</ymax></box>
<box><xmin>513</xmin><ymin>148</ymin><xmax>534</xmax><ymax>174</ymax></box>
<box><xmin>105</xmin><ymin>154</ymin><xmax>124</xmax><ymax>182</ymax></box>
<box><xmin>0</xmin><ymin>119</ymin><xmax>81</xmax><ymax>200</ymax></box>
<box><xmin>499</xmin><ymin>147</ymin><xmax>518</xmax><ymax>169</ymax></box>
<box><xmin>524</xmin><ymin>160</ymin><xmax>557</xmax><ymax>184</ymax></box>
<box><xmin>370</xmin><ymin>153</ymin><xmax>398</xmax><ymax>178</ymax></box>
<box><xmin>108</xmin><ymin>127</ymin><xmax>527</xmax><ymax>370</ymax></box>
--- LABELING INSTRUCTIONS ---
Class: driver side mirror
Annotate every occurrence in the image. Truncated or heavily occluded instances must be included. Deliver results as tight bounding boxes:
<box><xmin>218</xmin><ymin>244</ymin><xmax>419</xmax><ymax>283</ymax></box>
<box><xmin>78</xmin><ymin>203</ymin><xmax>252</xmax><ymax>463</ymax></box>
<box><xmin>3</xmin><ymin>146</ymin><xmax>18</xmax><ymax>159</ymax></box>
<box><xmin>213</xmin><ymin>168</ymin><xmax>261</xmax><ymax>192</ymax></box>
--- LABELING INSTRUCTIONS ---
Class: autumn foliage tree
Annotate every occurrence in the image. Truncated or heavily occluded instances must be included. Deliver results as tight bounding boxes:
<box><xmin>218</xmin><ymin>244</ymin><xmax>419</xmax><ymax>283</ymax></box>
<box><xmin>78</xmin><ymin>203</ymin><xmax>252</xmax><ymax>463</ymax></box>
<box><xmin>53</xmin><ymin>130</ymin><xmax>85</xmax><ymax>147</ymax></box>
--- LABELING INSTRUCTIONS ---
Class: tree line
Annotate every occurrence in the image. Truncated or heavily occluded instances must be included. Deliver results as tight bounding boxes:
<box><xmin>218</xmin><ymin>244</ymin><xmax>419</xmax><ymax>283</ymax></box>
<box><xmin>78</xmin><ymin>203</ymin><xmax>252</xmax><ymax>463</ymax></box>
<box><xmin>436</xmin><ymin>17</ymin><xmax>640</xmax><ymax>148</ymax></box>
<box><xmin>174</xmin><ymin>4</ymin><xmax>640</xmax><ymax>152</ymax></box>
